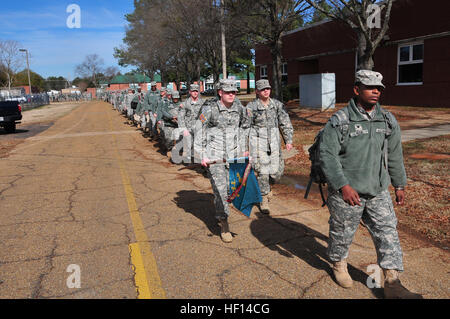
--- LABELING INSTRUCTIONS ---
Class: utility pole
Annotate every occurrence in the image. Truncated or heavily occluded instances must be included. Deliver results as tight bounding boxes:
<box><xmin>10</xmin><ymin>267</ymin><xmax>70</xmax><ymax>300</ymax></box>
<box><xmin>221</xmin><ymin>0</ymin><xmax>227</xmax><ymax>80</ymax></box>
<box><xmin>19</xmin><ymin>49</ymin><xmax>31</xmax><ymax>94</ymax></box>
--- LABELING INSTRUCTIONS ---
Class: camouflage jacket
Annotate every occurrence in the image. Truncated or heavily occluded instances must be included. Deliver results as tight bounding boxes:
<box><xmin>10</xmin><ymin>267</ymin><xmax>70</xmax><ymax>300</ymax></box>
<box><xmin>246</xmin><ymin>98</ymin><xmax>294</xmax><ymax>154</ymax></box>
<box><xmin>160</xmin><ymin>100</ymin><xmax>182</xmax><ymax>127</ymax></box>
<box><xmin>194</xmin><ymin>99</ymin><xmax>251</xmax><ymax>161</ymax></box>
<box><xmin>178</xmin><ymin>97</ymin><xmax>205</xmax><ymax>132</ymax></box>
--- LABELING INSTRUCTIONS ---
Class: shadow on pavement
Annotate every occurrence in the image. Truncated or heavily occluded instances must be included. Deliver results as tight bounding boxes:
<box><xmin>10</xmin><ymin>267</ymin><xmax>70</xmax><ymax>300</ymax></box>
<box><xmin>250</xmin><ymin>213</ymin><xmax>384</xmax><ymax>299</ymax></box>
<box><xmin>174</xmin><ymin>190</ymin><xmax>220</xmax><ymax>237</ymax></box>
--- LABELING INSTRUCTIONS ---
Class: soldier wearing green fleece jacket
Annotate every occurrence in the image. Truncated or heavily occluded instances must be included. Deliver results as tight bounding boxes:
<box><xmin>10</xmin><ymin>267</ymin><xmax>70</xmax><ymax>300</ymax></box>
<box><xmin>319</xmin><ymin>70</ymin><xmax>421</xmax><ymax>299</ymax></box>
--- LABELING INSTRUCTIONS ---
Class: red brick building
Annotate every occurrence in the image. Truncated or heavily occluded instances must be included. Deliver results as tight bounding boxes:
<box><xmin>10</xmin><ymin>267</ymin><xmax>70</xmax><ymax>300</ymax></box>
<box><xmin>255</xmin><ymin>0</ymin><xmax>450</xmax><ymax>107</ymax></box>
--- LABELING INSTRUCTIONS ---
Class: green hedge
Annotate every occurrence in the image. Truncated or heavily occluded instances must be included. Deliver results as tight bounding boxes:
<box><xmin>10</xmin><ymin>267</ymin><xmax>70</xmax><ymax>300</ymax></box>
<box><xmin>282</xmin><ymin>83</ymin><xmax>299</xmax><ymax>102</ymax></box>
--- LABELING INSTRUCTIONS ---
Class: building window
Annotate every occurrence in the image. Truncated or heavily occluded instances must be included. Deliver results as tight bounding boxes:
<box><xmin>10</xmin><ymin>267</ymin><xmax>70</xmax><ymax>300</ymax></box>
<box><xmin>260</xmin><ymin>65</ymin><xmax>268</xmax><ymax>79</ymax></box>
<box><xmin>281</xmin><ymin>63</ymin><xmax>288</xmax><ymax>85</ymax></box>
<box><xmin>282</xmin><ymin>63</ymin><xmax>288</xmax><ymax>76</ymax></box>
<box><xmin>398</xmin><ymin>43</ymin><xmax>424</xmax><ymax>85</ymax></box>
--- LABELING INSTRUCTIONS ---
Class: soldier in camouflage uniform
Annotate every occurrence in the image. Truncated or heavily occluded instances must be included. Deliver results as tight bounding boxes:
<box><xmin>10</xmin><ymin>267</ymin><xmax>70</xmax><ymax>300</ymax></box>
<box><xmin>158</xmin><ymin>90</ymin><xmax>182</xmax><ymax>159</ymax></box>
<box><xmin>142</xmin><ymin>87</ymin><xmax>165</xmax><ymax>137</ymax></box>
<box><xmin>129</xmin><ymin>88</ymin><xmax>142</xmax><ymax>124</ymax></box>
<box><xmin>175</xmin><ymin>84</ymin><xmax>205</xmax><ymax>164</ymax></box>
<box><xmin>194</xmin><ymin>79</ymin><xmax>251</xmax><ymax>243</ymax></box>
<box><xmin>247</xmin><ymin>79</ymin><xmax>294</xmax><ymax>215</ymax></box>
<box><xmin>138</xmin><ymin>82</ymin><xmax>160</xmax><ymax>134</ymax></box>
<box><xmin>126</xmin><ymin>89</ymin><xmax>137</xmax><ymax>122</ymax></box>
<box><xmin>319</xmin><ymin>70</ymin><xmax>422</xmax><ymax>299</ymax></box>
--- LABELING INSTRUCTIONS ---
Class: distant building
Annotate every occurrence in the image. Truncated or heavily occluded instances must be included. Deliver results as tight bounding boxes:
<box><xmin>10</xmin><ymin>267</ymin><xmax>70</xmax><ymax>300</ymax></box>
<box><xmin>101</xmin><ymin>73</ymin><xmax>205</xmax><ymax>93</ymax></box>
<box><xmin>204</xmin><ymin>73</ymin><xmax>255</xmax><ymax>91</ymax></box>
<box><xmin>61</xmin><ymin>88</ymin><xmax>81</xmax><ymax>95</ymax></box>
<box><xmin>255</xmin><ymin>0</ymin><xmax>450</xmax><ymax>107</ymax></box>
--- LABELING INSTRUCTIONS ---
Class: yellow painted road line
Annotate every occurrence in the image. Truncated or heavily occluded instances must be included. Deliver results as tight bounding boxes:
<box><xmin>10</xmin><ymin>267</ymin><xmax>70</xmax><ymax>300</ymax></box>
<box><xmin>108</xmin><ymin>111</ymin><xmax>166</xmax><ymax>299</ymax></box>
<box><xmin>129</xmin><ymin>243</ymin><xmax>151</xmax><ymax>299</ymax></box>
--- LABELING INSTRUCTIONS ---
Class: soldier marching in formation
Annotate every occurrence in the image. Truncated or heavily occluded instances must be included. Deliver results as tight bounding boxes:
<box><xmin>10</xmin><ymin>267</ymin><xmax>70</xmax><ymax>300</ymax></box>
<box><xmin>101</xmin><ymin>70</ymin><xmax>421</xmax><ymax>299</ymax></box>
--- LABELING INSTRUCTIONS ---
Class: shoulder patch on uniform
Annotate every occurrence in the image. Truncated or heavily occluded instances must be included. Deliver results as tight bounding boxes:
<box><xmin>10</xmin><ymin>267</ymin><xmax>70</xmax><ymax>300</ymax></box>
<box><xmin>247</xmin><ymin>108</ymin><xmax>252</xmax><ymax>117</ymax></box>
<box><xmin>199</xmin><ymin>113</ymin><xmax>207</xmax><ymax>123</ymax></box>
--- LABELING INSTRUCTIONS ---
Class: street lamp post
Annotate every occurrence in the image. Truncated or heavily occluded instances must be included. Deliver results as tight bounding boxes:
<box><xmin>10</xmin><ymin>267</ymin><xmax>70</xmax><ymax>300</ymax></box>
<box><xmin>19</xmin><ymin>49</ymin><xmax>32</xmax><ymax>95</ymax></box>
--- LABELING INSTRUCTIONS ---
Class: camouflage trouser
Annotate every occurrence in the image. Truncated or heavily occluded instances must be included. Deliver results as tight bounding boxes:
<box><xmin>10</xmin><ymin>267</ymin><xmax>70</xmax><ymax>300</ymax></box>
<box><xmin>127</xmin><ymin>107</ymin><xmax>134</xmax><ymax>119</ymax></box>
<box><xmin>150</xmin><ymin>114</ymin><xmax>157</xmax><ymax>135</ymax></box>
<box><xmin>171</xmin><ymin>131</ymin><xmax>191</xmax><ymax>164</ymax></box>
<box><xmin>208</xmin><ymin>163</ymin><xmax>230</xmax><ymax>221</ymax></box>
<box><xmin>141</xmin><ymin>113</ymin><xmax>148</xmax><ymax>129</ymax></box>
<box><xmin>254</xmin><ymin>150</ymin><xmax>284</xmax><ymax>196</ymax></box>
<box><xmin>161</xmin><ymin>126</ymin><xmax>176</xmax><ymax>151</ymax></box>
<box><xmin>326</xmin><ymin>189</ymin><xmax>404</xmax><ymax>271</ymax></box>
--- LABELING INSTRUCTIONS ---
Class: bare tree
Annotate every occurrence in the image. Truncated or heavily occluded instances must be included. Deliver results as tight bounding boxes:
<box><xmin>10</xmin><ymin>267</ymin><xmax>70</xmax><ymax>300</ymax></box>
<box><xmin>116</xmin><ymin>0</ymin><xmax>248</xmax><ymax>87</ymax></box>
<box><xmin>305</xmin><ymin>0</ymin><xmax>394</xmax><ymax>70</ymax></box>
<box><xmin>226</xmin><ymin>0</ymin><xmax>311</xmax><ymax>100</ymax></box>
<box><xmin>0</xmin><ymin>40</ymin><xmax>24</xmax><ymax>90</ymax></box>
<box><xmin>75</xmin><ymin>54</ymin><xmax>105</xmax><ymax>87</ymax></box>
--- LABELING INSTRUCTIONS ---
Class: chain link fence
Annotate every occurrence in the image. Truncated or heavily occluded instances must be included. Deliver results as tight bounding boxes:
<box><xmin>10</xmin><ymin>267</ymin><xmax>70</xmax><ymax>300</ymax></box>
<box><xmin>49</xmin><ymin>93</ymin><xmax>93</xmax><ymax>103</ymax></box>
<box><xmin>0</xmin><ymin>91</ymin><xmax>93</xmax><ymax>111</ymax></box>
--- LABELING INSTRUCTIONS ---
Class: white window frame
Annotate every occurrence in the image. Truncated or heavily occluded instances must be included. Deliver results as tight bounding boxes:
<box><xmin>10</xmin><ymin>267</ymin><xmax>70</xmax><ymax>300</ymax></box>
<box><xmin>282</xmin><ymin>63</ymin><xmax>288</xmax><ymax>76</ymax></box>
<box><xmin>260</xmin><ymin>65</ymin><xmax>268</xmax><ymax>79</ymax></box>
<box><xmin>397</xmin><ymin>42</ymin><xmax>424</xmax><ymax>86</ymax></box>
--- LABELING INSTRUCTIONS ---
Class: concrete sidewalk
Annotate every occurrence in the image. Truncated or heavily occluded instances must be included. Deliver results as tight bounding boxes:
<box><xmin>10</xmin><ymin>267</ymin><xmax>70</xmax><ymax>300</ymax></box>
<box><xmin>401</xmin><ymin>124</ymin><xmax>450</xmax><ymax>142</ymax></box>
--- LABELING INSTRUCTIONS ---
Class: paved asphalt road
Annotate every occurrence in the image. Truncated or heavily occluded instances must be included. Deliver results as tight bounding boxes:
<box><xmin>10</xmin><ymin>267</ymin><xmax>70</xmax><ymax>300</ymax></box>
<box><xmin>0</xmin><ymin>101</ymin><xmax>448</xmax><ymax>299</ymax></box>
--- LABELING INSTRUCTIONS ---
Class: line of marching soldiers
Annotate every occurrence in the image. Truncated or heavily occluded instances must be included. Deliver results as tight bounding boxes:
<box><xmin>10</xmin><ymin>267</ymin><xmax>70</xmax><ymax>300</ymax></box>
<box><xmin>102</xmin><ymin>82</ymin><xmax>205</xmax><ymax>160</ymax></box>
<box><xmin>100</xmin><ymin>73</ymin><xmax>422</xmax><ymax>298</ymax></box>
<box><xmin>102</xmin><ymin>79</ymin><xmax>295</xmax><ymax>246</ymax></box>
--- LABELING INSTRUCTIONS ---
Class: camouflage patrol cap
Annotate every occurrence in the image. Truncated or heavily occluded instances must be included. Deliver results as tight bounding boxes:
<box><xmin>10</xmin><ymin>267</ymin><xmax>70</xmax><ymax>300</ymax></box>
<box><xmin>166</xmin><ymin>89</ymin><xmax>173</xmax><ymax>95</ymax></box>
<box><xmin>256</xmin><ymin>79</ymin><xmax>271</xmax><ymax>91</ymax></box>
<box><xmin>355</xmin><ymin>70</ymin><xmax>385</xmax><ymax>88</ymax></box>
<box><xmin>172</xmin><ymin>91</ymin><xmax>180</xmax><ymax>99</ymax></box>
<box><xmin>219</xmin><ymin>78</ymin><xmax>238</xmax><ymax>92</ymax></box>
<box><xmin>151</xmin><ymin>82</ymin><xmax>157</xmax><ymax>86</ymax></box>
<box><xmin>190</xmin><ymin>84</ymin><xmax>200</xmax><ymax>91</ymax></box>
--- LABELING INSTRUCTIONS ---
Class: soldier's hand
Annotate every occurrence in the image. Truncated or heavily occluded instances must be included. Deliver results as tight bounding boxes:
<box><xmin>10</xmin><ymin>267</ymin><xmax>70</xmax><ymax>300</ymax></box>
<box><xmin>201</xmin><ymin>157</ymin><xmax>210</xmax><ymax>167</ymax></box>
<box><xmin>341</xmin><ymin>185</ymin><xmax>362</xmax><ymax>206</ymax></box>
<box><xmin>183</xmin><ymin>130</ymin><xmax>190</xmax><ymax>137</ymax></box>
<box><xmin>395</xmin><ymin>189</ymin><xmax>405</xmax><ymax>206</ymax></box>
<box><xmin>286</xmin><ymin>144</ymin><xmax>293</xmax><ymax>151</ymax></box>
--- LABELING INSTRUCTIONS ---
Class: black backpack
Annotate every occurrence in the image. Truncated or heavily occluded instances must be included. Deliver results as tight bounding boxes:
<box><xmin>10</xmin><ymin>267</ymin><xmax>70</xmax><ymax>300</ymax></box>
<box><xmin>304</xmin><ymin>106</ymin><xmax>394</xmax><ymax>207</ymax></box>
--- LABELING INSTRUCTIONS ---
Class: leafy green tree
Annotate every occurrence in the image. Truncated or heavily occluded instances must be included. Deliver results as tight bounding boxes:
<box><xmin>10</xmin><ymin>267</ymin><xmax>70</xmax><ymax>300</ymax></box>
<box><xmin>14</xmin><ymin>69</ymin><xmax>45</xmax><ymax>92</ymax></box>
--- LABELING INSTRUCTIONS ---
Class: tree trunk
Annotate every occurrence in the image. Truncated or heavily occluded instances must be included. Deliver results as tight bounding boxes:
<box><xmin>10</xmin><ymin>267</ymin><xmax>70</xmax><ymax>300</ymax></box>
<box><xmin>270</xmin><ymin>38</ymin><xmax>283</xmax><ymax>100</ymax></box>
<box><xmin>246</xmin><ymin>67</ymin><xmax>250</xmax><ymax>94</ymax></box>
<box><xmin>356</xmin><ymin>31</ymin><xmax>375</xmax><ymax>71</ymax></box>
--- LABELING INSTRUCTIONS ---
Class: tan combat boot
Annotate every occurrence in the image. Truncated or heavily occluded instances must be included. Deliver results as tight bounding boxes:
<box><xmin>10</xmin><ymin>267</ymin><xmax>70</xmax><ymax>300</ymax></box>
<box><xmin>332</xmin><ymin>260</ymin><xmax>353</xmax><ymax>288</ymax></box>
<box><xmin>383</xmin><ymin>269</ymin><xmax>423</xmax><ymax>299</ymax></box>
<box><xmin>219</xmin><ymin>219</ymin><xmax>233</xmax><ymax>243</ymax></box>
<box><xmin>260</xmin><ymin>195</ymin><xmax>270</xmax><ymax>215</ymax></box>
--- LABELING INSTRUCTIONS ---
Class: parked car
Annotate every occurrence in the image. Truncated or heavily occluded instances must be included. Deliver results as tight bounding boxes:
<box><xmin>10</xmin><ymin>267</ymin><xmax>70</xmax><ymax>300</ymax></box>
<box><xmin>0</xmin><ymin>101</ymin><xmax>22</xmax><ymax>133</ymax></box>
<box><xmin>6</xmin><ymin>96</ymin><xmax>27</xmax><ymax>103</ymax></box>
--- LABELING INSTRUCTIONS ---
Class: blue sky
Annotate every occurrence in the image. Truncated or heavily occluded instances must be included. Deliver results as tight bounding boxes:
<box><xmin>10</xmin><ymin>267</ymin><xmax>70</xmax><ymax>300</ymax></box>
<box><xmin>0</xmin><ymin>0</ymin><xmax>135</xmax><ymax>80</ymax></box>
